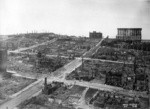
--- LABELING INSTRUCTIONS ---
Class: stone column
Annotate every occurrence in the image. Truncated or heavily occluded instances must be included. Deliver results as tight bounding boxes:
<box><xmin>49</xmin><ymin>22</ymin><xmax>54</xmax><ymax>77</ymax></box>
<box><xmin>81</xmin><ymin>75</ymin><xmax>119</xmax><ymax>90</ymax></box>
<box><xmin>121</xmin><ymin>29</ymin><xmax>123</xmax><ymax>35</ymax></box>
<box><xmin>138</xmin><ymin>30</ymin><xmax>140</xmax><ymax>35</ymax></box>
<box><xmin>139</xmin><ymin>30</ymin><xmax>141</xmax><ymax>35</ymax></box>
<box><xmin>135</xmin><ymin>30</ymin><xmax>136</xmax><ymax>36</ymax></box>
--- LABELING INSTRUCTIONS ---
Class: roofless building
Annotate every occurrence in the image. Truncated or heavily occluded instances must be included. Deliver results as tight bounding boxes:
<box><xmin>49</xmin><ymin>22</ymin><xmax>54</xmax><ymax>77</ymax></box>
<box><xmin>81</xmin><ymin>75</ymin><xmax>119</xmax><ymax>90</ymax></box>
<box><xmin>116</xmin><ymin>28</ymin><xmax>142</xmax><ymax>41</ymax></box>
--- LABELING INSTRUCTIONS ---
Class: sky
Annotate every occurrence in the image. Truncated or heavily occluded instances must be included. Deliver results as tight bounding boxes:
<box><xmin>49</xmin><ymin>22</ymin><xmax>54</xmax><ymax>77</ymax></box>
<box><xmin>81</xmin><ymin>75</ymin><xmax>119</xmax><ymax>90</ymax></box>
<box><xmin>0</xmin><ymin>0</ymin><xmax>150</xmax><ymax>39</ymax></box>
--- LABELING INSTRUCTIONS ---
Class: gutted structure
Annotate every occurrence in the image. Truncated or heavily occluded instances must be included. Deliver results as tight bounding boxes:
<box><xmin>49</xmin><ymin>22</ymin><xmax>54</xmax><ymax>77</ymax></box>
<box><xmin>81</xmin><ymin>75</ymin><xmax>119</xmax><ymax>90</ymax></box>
<box><xmin>116</xmin><ymin>28</ymin><xmax>142</xmax><ymax>41</ymax></box>
<box><xmin>89</xmin><ymin>31</ymin><xmax>103</xmax><ymax>39</ymax></box>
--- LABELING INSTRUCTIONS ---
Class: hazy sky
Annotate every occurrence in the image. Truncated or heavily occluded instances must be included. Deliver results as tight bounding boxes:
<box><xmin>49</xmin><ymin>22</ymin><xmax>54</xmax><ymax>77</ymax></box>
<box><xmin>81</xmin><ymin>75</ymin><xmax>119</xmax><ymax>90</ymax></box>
<box><xmin>0</xmin><ymin>0</ymin><xmax>150</xmax><ymax>39</ymax></box>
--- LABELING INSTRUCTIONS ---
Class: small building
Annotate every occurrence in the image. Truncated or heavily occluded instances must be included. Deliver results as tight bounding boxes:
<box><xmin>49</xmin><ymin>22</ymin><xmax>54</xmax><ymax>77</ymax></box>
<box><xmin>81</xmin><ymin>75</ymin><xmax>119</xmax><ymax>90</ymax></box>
<box><xmin>116</xmin><ymin>28</ymin><xmax>142</xmax><ymax>41</ymax></box>
<box><xmin>89</xmin><ymin>31</ymin><xmax>103</xmax><ymax>39</ymax></box>
<box><xmin>0</xmin><ymin>49</ymin><xmax>7</xmax><ymax>72</ymax></box>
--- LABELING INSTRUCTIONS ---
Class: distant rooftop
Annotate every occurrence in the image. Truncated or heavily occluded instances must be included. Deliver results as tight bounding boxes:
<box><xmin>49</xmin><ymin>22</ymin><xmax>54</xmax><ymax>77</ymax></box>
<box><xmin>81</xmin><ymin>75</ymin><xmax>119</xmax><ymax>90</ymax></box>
<box><xmin>117</xmin><ymin>28</ymin><xmax>142</xmax><ymax>30</ymax></box>
<box><xmin>90</xmin><ymin>31</ymin><xmax>102</xmax><ymax>33</ymax></box>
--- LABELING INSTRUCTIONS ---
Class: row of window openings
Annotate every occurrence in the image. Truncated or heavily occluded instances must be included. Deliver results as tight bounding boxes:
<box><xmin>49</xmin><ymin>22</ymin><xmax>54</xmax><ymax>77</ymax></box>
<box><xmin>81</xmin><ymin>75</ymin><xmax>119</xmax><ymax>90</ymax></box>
<box><xmin>118</xmin><ymin>31</ymin><xmax>141</xmax><ymax>36</ymax></box>
<box><xmin>117</xmin><ymin>36</ymin><xmax>141</xmax><ymax>40</ymax></box>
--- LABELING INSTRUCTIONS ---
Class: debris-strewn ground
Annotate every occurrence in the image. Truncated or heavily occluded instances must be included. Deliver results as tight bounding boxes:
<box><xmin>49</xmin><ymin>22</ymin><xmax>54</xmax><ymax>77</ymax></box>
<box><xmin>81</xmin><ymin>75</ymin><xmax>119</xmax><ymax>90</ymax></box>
<box><xmin>23</xmin><ymin>38</ymin><xmax>100</xmax><ymax>57</ymax></box>
<box><xmin>17</xmin><ymin>85</ymin><xmax>86</xmax><ymax>109</ymax></box>
<box><xmin>0</xmin><ymin>33</ymin><xmax>56</xmax><ymax>50</ymax></box>
<box><xmin>98</xmin><ymin>38</ymin><xmax>150</xmax><ymax>64</ymax></box>
<box><xmin>7</xmin><ymin>54</ymin><xmax>72</xmax><ymax>78</ymax></box>
<box><xmin>88</xmin><ymin>90</ymin><xmax>149</xmax><ymax>109</ymax></box>
<box><xmin>66</xmin><ymin>60</ymin><xmax>149</xmax><ymax>91</ymax></box>
<box><xmin>17</xmin><ymin>83</ymin><xmax>149</xmax><ymax>109</ymax></box>
<box><xmin>0</xmin><ymin>72</ymin><xmax>36</xmax><ymax>104</ymax></box>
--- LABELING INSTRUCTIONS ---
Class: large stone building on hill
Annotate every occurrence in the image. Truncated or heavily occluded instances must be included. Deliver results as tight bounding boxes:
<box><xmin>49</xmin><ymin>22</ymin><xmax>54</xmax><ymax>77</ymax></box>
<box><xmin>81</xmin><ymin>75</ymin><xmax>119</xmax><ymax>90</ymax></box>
<box><xmin>89</xmin><ymin>31</ymin><xmax>103</xmax><ymax>39</ymax></box>
<box><xmin>116</xmin><ymin>28</ymin><xmax>142</xmax><ymax>41</ymax></box>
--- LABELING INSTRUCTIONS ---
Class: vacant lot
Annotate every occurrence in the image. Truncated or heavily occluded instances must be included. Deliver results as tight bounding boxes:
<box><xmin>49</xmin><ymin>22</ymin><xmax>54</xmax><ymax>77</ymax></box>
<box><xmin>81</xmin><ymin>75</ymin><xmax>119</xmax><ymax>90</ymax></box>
<box><xmin>99</xmin><ymin>38</ymin><xmax>150</xmax><ymax>64</ymax></box>
<box><xmin>0</xmin><ymin>33</ymin><xmax>56</xmax><ymax>50</ymax></box>
<box><xmin>17</xmin><ymin>85</ymin><xmax>85</xmax><ymax>109</ymax></box>
<box><xmin>0</xmin><ymin>72</ymin><xmax>36</xmax><ymax>104</ymax></box>
<box><xmin>23</xmin><ymin>38</ymin><xmax>100</xmax><ymax>57</ymax></box>
<box><xmin>7</xmin><ymin>54</ymin><xmax>72</xmax><ymax>78</ymax></box>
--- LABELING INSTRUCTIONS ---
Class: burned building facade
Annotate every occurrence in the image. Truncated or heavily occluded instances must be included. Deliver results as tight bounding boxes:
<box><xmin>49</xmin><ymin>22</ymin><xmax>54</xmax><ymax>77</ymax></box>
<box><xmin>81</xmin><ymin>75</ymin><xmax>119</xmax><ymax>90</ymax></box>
<box><xmin>89</xmin><ymin>31</ymin><xmax>103</xmax><ymax>39</ymax></box>
<box><xmin>116</xmin><ymin>28</ymin><xmax>142</xmax><ymax>41</ymax></box>
<box><xmin>105</xmin><ymin>66</ymin><xmax>148</xmax><ymax>91</ymax></box>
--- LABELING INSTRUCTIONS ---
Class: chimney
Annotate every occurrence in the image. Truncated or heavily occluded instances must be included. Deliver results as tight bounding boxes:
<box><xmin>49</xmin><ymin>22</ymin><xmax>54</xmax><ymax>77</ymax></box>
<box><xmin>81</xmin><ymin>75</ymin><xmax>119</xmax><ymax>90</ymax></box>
<box><xmin>44</xmin><ymin>77</ymin><xmax>47</xmax><ymax>86</ymax></box>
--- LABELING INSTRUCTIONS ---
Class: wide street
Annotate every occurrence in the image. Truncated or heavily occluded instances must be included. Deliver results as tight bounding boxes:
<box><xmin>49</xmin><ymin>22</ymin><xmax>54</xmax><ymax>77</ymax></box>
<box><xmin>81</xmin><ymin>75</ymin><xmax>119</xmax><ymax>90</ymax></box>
<box><xmin>0</xmin><ymin>80</ymin><xmax>43</xmax><ymax>109</ymax></box>
<box><xmin>46</xmin><ymin>78</ymin><xmax>148</xmax><ymax>99</ymax></box>
<box><xmin>8</xmin><ymin>38</ymin><xmax>57</xmax><ymax>53</ymax></box>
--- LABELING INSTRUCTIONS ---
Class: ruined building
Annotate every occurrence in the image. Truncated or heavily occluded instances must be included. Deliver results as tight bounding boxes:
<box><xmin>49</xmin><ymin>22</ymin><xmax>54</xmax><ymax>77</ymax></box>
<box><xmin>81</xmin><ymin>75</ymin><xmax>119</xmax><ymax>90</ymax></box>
<box><xmin>116</xmin><ymin>28</ymin><xmax>142</xmax><ymax>41</ymax></box>
<box><xmin>89</xmin><ymin>31</ymin><xmax>103</xmax><ymax>39</ymax></box>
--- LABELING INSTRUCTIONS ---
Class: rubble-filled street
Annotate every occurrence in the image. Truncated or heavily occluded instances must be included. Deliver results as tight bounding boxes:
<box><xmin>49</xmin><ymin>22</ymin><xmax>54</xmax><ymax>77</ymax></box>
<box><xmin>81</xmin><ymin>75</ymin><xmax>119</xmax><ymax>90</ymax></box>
<box><xmin>22</xmin><ymin>37</ymin><xmax>100</xmax><ymax>57</ymax></box>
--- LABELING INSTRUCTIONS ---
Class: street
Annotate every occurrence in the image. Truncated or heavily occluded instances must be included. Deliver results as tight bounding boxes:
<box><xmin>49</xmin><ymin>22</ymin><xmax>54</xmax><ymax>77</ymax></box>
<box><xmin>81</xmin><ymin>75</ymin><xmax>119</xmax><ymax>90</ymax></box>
<box><xmin>8</xmin><ymin>38</ymin><xmax>57</xmax><ymax>53</ymax></box>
